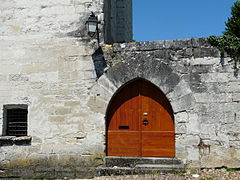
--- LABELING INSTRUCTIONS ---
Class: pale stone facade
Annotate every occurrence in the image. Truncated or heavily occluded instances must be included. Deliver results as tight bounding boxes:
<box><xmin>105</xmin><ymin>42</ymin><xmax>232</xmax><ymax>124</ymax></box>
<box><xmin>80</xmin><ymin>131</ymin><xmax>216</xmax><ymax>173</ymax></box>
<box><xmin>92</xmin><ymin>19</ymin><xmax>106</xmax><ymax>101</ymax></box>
<box><xmin>0</xmin><ymin>0</ymin><xmax>106</xmax><ymax>178</ymax></box>
<box><xmin>0</xmin><ymin>0</ymin><xmax>134</xmax><ymax>178</ymax></box>
<box><xmin>0</xmin><ymin>0</ymin><xmax>240</xmax><ymax>179</ymax></box>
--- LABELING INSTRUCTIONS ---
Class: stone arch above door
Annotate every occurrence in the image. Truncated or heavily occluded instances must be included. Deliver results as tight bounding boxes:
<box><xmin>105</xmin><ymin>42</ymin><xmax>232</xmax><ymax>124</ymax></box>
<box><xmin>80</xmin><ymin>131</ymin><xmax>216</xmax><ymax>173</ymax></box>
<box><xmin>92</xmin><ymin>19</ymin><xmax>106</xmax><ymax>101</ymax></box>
<box><xmin>88</xmin><ymin>57</ymin><xmax>196</xmax><ymax>159</ymax></box>
<box><xmin>105</xmin><ymin>58</ymin><xmax>180</xmax><ymax>94</ymax></box>
<box><xmin>89</xmin><ymin>57</ymin><xmax>195</xmax><ymax>116</ymax></box>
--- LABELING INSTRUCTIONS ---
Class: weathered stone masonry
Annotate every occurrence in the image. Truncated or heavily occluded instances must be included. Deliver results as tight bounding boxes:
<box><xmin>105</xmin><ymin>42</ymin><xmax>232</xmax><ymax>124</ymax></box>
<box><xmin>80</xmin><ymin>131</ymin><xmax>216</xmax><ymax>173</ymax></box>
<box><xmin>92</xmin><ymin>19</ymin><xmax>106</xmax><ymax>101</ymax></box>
<box><xmin>0</xmin><ymin>0</ymin><xmax>106</xmax><ymax>178</ymax></box>
<box><xmin>0</xmin><ymin>0</ymin><xmax>240</xmax><ymax>179</ymax></box>
<box><xmin>92</xmin><ymin>38</ymin><xmax>240</xmax><ymax>168</ymax></box>
<box><xmin>0</xmin><ymin>0</ymin><xmax>134</xmax><ymax>178</ymax></box>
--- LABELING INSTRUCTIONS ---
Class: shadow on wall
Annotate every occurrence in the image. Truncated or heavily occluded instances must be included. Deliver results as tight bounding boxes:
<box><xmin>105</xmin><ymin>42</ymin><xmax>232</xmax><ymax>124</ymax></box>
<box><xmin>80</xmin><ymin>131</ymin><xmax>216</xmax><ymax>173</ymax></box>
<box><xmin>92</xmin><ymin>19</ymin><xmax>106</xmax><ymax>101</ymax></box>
<box><xmin>92</xmin><ymin>47</ymin><xmax>107</xmax><ymax>78</ymax></box>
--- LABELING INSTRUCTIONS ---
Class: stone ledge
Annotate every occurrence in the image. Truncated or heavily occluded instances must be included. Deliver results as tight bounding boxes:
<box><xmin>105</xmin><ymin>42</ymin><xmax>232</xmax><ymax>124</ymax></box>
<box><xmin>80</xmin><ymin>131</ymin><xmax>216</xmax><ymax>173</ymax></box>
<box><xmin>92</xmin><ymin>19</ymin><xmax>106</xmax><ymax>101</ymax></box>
<box><xmin>110</xmin><ymin>38</ymin><xmax>213</xmax><ymax>52</ymax></box>
<box><xmin>0</xmin><ymin>166</ymin><xmax>98</xmax><ymax>179</ymax></box>
<box><xmin>0</xmin><ymin>136</ymin><xmax>32</xmax><ymax>146</ymax></box>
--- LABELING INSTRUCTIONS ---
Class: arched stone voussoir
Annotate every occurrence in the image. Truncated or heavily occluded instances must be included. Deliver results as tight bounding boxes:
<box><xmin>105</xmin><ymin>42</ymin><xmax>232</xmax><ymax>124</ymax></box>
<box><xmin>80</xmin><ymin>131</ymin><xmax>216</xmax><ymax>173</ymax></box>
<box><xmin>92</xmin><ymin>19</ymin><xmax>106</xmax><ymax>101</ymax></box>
<box><xmin>88</xmin><ymin>74</ymin><xmax>117</xmax><ymax>114</ymax></box>
<box><xmin>166</xmin><ymin>78</ymin><xmax>195</xmax><ymax>113</ymax></box>
<box><xmin>105</xmin><ymin>58</ymin><xmax>181</xmax><ymax>95</ymax></box>
<box><xmin>92</xmin><ymin>58</ymin><xmax>196</xmax><ymax>115</ymax></box>
<box><xmin>170</xmin><ymin>93</ymin><xmax>196</xmax><ymax>114</ymax></box>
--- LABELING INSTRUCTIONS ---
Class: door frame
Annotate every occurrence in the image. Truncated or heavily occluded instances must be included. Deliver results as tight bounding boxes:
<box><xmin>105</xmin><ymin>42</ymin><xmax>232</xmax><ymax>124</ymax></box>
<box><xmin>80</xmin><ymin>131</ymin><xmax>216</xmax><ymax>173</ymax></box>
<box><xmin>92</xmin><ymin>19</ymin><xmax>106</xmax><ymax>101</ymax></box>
<box><xmin>105</xmin><ymin>78</ymin><xmax>175</xmax><ymax>157</ymax></box>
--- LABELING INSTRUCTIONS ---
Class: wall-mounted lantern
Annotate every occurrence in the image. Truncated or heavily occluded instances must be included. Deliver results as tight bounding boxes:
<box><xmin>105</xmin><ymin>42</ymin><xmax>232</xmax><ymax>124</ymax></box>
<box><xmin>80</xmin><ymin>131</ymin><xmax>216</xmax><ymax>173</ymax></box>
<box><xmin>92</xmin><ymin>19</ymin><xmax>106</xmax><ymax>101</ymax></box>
<box><xmin>86</xmin><ymin>12</ymin><xmax>99</xmax><ymax>42</ymax></box>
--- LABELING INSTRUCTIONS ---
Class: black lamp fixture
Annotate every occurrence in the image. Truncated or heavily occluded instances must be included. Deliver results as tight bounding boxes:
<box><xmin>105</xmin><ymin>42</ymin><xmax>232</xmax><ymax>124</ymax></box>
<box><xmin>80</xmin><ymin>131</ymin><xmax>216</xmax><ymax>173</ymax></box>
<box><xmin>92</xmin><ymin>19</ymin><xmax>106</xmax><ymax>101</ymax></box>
<box><xmin>86</xmin><ymin>12</ymin><xmax>100</xmax><ymax>43</ymax></box>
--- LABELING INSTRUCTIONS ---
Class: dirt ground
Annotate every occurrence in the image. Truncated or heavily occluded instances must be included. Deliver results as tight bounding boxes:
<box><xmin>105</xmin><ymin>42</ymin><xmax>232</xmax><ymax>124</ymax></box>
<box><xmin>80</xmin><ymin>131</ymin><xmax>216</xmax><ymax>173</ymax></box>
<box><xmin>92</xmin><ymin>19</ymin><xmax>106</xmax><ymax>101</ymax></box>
<box><xmin>91</xmin><ymin>168</ymin><xmax>240</xmax><ymax>180</ymax></box>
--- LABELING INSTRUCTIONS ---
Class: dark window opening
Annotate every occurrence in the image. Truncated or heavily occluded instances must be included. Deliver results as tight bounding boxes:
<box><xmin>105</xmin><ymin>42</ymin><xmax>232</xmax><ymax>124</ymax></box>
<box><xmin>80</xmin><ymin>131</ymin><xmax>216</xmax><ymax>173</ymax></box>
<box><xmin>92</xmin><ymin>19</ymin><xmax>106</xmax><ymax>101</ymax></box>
<box><xmin>3</xmin><ymin>105</ymin><xmax>28</xmax><ymax>137</ymax></box>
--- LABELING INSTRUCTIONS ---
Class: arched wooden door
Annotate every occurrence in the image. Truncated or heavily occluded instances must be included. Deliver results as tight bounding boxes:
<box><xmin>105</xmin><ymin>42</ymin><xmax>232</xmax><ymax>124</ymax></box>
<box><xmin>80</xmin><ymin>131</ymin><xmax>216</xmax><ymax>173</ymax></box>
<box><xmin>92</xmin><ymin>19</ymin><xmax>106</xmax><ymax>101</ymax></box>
<box><xmin>106</xmin><ymin>79</ymin><xmax>175</xmax><ymax>157</ymax></box>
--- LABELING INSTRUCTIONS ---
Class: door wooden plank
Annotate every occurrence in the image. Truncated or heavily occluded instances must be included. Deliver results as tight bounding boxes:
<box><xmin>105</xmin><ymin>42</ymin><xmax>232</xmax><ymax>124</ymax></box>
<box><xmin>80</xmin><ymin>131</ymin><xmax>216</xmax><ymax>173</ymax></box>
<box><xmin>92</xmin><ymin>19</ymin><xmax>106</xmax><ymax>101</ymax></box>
<box><xmin>107</xmin><ymin>81</ymin><xmax>141</xmax><ymax>156</ymax></box>
<box><xmin>142</xmin><ymin>132</ymin><xmax>175</xmax><ymax>157</ymax></box>
<box><xmin>140</xmin><ymin>80</ymin><xmax>175</xmax><ymax>157</ymax></box>
<box><xmin>108</xmin><ymin>131</ymin><xmax>140</xmax><ymax>156</ymax></box>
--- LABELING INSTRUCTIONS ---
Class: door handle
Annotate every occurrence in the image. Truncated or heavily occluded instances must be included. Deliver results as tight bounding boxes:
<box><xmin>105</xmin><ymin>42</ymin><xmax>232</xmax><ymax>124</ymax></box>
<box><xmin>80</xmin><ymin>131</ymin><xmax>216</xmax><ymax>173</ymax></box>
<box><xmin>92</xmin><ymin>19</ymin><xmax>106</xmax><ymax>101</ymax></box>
<box><xmin>143</xmin><ymin>118</ymin><xmax>149</xmax><ymax>125</ymax></box>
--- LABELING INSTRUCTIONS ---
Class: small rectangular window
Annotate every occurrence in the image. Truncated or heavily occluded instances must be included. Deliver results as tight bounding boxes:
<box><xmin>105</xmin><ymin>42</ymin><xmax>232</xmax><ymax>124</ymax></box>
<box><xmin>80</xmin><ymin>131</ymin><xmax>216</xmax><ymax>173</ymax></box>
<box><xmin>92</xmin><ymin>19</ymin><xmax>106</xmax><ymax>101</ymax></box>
<box><xmin>3</xmin><ymin>105</ymin><xmax>28</xmax><ymax>137</ymax></box>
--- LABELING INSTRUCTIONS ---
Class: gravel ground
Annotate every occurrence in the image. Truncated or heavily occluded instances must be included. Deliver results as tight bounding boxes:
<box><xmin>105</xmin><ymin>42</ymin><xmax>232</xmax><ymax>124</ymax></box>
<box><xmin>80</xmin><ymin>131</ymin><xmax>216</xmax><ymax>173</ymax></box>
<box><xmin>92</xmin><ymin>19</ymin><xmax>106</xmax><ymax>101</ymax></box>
<box><xmin>91</xmin><ymin>168</ymin><xmax>240</xmax><ymax>180</ymax></box>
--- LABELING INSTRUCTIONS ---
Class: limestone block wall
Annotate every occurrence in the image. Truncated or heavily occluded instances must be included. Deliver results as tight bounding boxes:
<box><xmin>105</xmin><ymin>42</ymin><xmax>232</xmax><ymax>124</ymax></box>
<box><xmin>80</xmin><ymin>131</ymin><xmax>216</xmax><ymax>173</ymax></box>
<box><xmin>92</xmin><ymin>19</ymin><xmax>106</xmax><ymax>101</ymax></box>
<box><xmin>1</xmin><ymin>0</ymin><xmax>240</xmax><ymax>178</ymax></box>
<box><xmin>0</xmin><ymin>0</ymin><xmax>106</xmax><ymax>176</ymax></box>
<box><xmin>93</xmin><ymin>38</ymin><xmax>240</xmax><ymax>168</ymax></box>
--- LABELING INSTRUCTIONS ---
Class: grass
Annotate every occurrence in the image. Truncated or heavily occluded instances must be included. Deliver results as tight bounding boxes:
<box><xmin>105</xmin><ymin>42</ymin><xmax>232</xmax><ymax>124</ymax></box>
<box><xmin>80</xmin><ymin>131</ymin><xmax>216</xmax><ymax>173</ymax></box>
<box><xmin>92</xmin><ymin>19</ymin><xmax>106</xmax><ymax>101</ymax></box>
<box><xmin>171</xmin><ymin>170</ymin><xmax>186</xmax><ymax>175</ymax></box>
<box><xmin>19</xmin><ymin>178</ymin><xmax>46</xmax><ymax>180</ymax></box>
<box><xmin>110</xmin><ymin>52</ymin><xmax>116</xmax><ymax>59</ymax></box>
<box><xmin>226</xmin><ymin>168</ymin><xmax>238</xmax><ymax>172</ymax></box>
<box><xmin>200</xmin><ymin>177</ymin><xmax>214</xmax><ymax>180</ymax></box>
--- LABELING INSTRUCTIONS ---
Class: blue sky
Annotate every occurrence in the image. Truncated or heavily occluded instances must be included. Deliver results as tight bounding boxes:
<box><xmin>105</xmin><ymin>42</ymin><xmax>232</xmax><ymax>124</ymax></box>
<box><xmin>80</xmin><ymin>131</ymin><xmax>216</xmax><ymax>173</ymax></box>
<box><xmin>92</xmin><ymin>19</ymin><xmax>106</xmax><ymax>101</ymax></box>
<box><xmin>133</xmin><ymin>0</ymin><xmax>237</xmax><ymax>41</ymax></box>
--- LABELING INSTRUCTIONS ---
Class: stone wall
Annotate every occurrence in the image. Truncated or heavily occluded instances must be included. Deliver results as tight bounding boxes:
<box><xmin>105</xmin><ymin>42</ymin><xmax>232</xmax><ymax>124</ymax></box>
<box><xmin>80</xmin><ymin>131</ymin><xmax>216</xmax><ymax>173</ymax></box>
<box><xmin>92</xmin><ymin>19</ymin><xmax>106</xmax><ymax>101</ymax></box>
<box><xmin>1</xmin><ymin>0</ymin><xmax>240</xmax><ymax>178</ymax></box>
<box><xmin>0</xmin><ymin>0</ymin><xmax>106</xmax><ymax>178</ymax></box>
<box><xmin>91</xmin><ymin>38</ymin><xmax>240</xmax><ymax>168</ymax></box>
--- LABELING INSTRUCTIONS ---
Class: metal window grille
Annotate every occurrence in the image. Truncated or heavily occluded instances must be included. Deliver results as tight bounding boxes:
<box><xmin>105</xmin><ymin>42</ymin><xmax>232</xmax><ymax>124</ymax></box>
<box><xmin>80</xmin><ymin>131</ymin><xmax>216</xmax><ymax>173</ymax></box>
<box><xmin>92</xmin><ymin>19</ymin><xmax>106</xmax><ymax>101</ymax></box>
<box><xmin>6</xmin><ymin>108</ymin><xmax>28</xmax><ymax>137</ymax></box>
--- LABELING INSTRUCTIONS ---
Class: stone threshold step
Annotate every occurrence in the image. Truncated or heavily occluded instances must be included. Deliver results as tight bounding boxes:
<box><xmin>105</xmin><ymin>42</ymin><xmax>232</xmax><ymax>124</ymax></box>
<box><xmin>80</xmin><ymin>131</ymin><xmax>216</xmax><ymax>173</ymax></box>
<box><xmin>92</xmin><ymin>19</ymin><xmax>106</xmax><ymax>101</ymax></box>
<box><xmin>96</xmin><ymin>165</ymin><xmax>184</xmax><ymax>176</ymax></box>
<box><xmin>135</xmin><ymin>164</ymin><xmax>184</xmax><ymax>169</ymax></box>
<box><xmin>105</xmin><ymin>156</ymin><xmax>183</xmax><ymax>167</ymax></box>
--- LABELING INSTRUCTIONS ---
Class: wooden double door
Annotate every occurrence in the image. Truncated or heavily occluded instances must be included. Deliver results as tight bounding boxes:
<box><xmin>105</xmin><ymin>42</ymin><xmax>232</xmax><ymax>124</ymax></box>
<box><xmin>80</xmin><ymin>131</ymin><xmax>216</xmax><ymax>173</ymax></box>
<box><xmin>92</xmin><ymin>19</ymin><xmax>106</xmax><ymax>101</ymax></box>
<box><xmin>107</xmin><ymin>79</ymin><xmax>175</xmax><ymax>157</ymax></box>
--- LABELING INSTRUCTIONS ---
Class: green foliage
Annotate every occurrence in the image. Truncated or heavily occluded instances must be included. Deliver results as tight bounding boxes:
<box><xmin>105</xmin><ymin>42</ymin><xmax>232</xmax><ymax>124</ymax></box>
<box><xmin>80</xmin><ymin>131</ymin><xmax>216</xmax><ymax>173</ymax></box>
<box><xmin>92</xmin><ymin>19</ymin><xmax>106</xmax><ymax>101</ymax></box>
<box><xmin>189</xmin><ymin>168</ymin><xmax>199</xmax><ymax>175</ymax></box>
<box><xmin>226</xmin><ymin>168</ymin><xmax>237</xmax><ymax>172</ymax></box>
<box><xmin>208</xmin><ymin>35</ymin><xmax>240</xmax><ymax>58</ymax></box>
<box><xmin>224</xmin><ymin>1</ymin><xmax>240</xmax><ymax>37</ymax></box>
<box><xmin>110</xmin><ymin>52</ymin><xmax>116</xmax><ymax>59</ymax></box>
<box><xmin>208</xmin><ymin>1</ymin><xmax>240</xmax><ymax>73</ymax></box>
<box><xmin>19</xmin><ymin>178</ymin><xmax>46</xmax><ymax>180</ymax></box>
<box><xmin>171</xmin><ymin>170</ymin><xmax>186</xmax><ymax>175</ymax></box>
<box><xmin>200</xmin><ymin>177</ymin><xmax>214</xmax><ymax>180</ymax></box>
